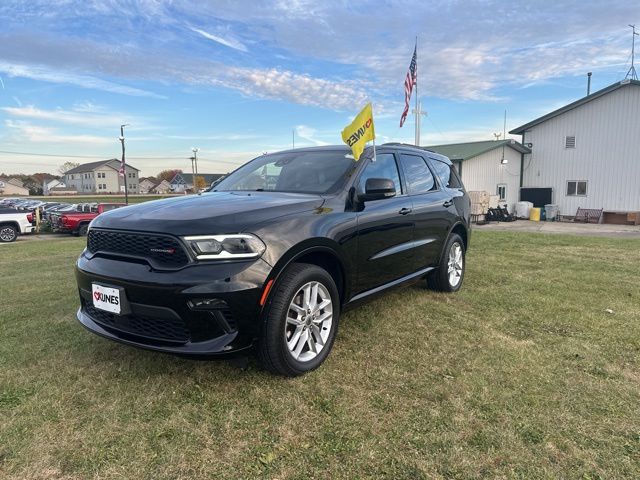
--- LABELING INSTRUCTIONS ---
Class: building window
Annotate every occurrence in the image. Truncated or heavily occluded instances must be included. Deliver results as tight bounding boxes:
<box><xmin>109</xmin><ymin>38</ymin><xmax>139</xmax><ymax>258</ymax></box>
<box><xmin>565</xmin><ymin>135</ymin><xmax>576</xmax><ymax>149</ymax></box>
<box><xmin>98</xmin><ymin>184</ymin><xmax>102</xmax><ymax>190</ymax></box>
<box><xmin>567</xmin><ymin>180</ymin><xmax>587</xmax><ymax>196</ymax></box>
<box><xmin>497</xmin><ymin>184</ymin><xmax>507</xmax><ymax>200</ymax></box>
<box><xmin>102</xmin><ymin>184</ymin><xmax>106</xmax><ymax>189</ymax></box>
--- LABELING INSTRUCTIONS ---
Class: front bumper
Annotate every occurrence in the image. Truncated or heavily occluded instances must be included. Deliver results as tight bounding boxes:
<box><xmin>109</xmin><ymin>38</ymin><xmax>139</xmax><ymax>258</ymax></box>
<box><xmin>75</xmin><ymin>251</ymin><xmax>272</xmax><ymax>356</ymax></box>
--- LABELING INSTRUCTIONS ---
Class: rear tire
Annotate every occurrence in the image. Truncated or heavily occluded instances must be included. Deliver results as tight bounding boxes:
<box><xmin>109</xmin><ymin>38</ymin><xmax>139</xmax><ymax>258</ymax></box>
<box><xmin>257</xmin><ymin>263</ymin><xmax>340</xmax><ymax>377</ymax></box>
<box><xmin>0</xmin><ymin>225</ymin><xmax>17</xmax><ymax>243</ymax></box>
<box><xmin>427</xmin><ymin>233</ymin><xmax>465</xmax><ymax>292</ymax></box>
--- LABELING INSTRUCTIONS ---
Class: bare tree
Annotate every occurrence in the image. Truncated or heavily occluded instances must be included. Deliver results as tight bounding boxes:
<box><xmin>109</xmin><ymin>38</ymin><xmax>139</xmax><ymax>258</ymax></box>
<box><xmin>58</xmin><ymin>161</ymin><xmax>81</xmax><ymax>176</ymax></box>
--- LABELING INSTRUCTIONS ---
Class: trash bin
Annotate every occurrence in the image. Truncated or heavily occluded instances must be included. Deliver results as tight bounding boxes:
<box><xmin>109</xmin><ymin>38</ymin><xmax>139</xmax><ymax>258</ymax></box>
<box><xmin>544</xmin><ymin>204</ymin><xmax>559</xmax><ymax>221</ymax></box>
<box><xmin>529</xmin><ymin>207</ymin><xmax>541</xmax><ymax>221</ymax></box>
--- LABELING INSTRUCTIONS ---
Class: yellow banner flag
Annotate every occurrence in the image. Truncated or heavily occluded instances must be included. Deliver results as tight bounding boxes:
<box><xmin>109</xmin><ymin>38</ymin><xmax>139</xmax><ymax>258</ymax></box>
<box><xmin>341</xmin><ymin>102</ymin><xmax>375</xmax><ymax>161</ymax></box>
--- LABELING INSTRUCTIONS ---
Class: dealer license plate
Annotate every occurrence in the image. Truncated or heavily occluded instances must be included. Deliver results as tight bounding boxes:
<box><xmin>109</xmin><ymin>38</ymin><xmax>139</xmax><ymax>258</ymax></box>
<box><xmin>92</xmin><ymin>284</ymin><xmax>121</xmax><ymax>314</ymax></box>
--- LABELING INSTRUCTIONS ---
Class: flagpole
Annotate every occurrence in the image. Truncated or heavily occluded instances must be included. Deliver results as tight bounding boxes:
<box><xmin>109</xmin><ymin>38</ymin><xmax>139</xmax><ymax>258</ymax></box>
<box><xmin>371</xmin><ymin>102</ymin><xmax>377</xmax><ymax>162</ymax></box>
<box><xmin>414</xmin><ymin>36</ymin><xmax>419</xmax><ymax>146</ymax></box>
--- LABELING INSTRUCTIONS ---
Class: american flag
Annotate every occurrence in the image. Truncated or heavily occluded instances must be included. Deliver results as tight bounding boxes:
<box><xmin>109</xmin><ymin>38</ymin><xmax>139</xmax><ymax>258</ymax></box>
<box><xmin>399</xmin><ymin>45</ymin><xmax>417</xmax><ymax>128</ymax></box>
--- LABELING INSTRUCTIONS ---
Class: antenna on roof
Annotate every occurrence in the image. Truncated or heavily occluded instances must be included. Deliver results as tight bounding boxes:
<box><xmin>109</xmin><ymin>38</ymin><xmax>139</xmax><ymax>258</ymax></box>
<box><xmin>625</xmin><ymin>24</ymin><xmax>639</xmax><ymax>81</ymax></box>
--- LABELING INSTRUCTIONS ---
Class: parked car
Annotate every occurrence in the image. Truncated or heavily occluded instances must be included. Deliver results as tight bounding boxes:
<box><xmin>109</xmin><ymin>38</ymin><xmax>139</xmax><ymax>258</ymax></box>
<box><xmin>46</xmin><ymin>203</ymin><xmax>78</xmax><ymax>226</ymax></box>
<box><xmin>75</xmin><ymin>145</ymin><xmax>470</xmax><ymax>376</ymax></box>
<box><xmin>58</xmin><ymin>203</ymin><xmax>125</xmax><ymax>236</ymax></box>
<box><xmin>0</xmin><ymin>209</ymin><xmax>35</xmax><ymax>242</ymax></box>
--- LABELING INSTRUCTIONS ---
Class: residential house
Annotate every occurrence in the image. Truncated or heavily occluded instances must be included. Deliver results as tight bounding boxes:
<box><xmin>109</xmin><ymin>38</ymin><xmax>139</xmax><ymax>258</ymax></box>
<box><xmin>43</xmin><ymin>178</ymin><xmax>66</xmax><ymax>195</ymax></box>
<box><xmin>152</xmin><ymin>179</ymin><xmax>172</xmax><ymax>194</ymax></box>
<box><xmin>169</xmin><ymin>172</ymin><xmax>224</xmax><ymax>192</ymax></box>
<box><xmin>64</xmin><ymin>159</ymin><xmax>140</xmax><ymax>194</ymax></box>
<box><xmin>0</xmin><ymin>178</ymin><xmax>29</xmax><ymax>196</ymax></box>
<box><xmin>139</xmin><ymin>177</ymin><xmax>157</xmax><ymax>194</ymax></box>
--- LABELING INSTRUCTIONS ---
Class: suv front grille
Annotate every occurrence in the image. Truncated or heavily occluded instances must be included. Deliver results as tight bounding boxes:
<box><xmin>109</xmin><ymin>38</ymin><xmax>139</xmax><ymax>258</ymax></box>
<box><xmin>87</xmin><ymin>229</ymin><xmax>190</xmax><ymax>268</ymax></box>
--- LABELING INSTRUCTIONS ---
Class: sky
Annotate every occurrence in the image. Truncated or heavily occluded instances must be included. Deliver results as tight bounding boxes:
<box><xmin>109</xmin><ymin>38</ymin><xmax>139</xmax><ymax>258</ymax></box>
<box><xmin>0</xmin><ymin>0</ymin><xmax>637</xmax><ymax>177</ymax></box>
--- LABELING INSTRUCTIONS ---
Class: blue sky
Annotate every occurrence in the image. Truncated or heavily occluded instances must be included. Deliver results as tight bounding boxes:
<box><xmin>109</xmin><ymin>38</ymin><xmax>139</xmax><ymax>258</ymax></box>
<box><xmin>0</xmin><ymin>0</ymin><xmax>637</xmax><ymax>177</ymax></box>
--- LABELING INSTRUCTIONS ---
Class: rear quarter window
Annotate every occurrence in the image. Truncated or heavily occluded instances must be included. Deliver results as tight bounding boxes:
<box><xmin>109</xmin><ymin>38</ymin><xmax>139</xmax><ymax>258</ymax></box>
<box><xmin>430</xmin><ymin>159</ymin><xmax>462</xmax><ymax>188</ymax></box>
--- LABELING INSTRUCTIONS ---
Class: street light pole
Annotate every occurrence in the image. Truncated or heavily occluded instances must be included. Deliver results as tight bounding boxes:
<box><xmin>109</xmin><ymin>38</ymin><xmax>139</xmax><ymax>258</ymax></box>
<box><xmin>119</xmin><ymin>124</ymin><xmax>130</xmax><ymax>204</ymax></box>
<box><xmin>191</xmin><ymin>147</ymin><xmax>199</xmax><ymax>192</ymax></box>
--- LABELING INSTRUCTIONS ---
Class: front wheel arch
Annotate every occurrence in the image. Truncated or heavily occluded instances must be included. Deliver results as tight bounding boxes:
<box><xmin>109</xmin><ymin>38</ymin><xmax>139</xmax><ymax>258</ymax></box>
<box><xmin>262</xmin><ymin>243</ymin><xmax>348</xmax><ymax>310</ymax></box>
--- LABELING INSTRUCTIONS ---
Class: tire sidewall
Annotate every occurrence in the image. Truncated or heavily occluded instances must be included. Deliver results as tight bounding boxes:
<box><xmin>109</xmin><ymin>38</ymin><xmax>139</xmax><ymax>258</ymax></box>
<box><xmin>265</xmin><ymin>265</ymin><xmax>340</xmax><ymax>374</ymax></box>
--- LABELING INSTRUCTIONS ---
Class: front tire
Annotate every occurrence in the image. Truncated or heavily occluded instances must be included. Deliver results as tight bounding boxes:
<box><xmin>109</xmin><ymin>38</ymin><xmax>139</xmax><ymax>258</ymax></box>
<box><xmin>77</xmin><ymin>224</ymin><xmax>89</xmax><ymax>236</ymax></box>
<box><xmin>257</xmin><ymin>263</ymin><xmax>340</xmax><ymax>377</ymax></box>
<box><xmin>0</xmin><ymin>225</ymin><xmax>18</xmax><ymax>243</ymax></box>
<box><xmin>427</xmin><ymin>233</ymin><xmax>465</xmax><ymax>292</ymax></box>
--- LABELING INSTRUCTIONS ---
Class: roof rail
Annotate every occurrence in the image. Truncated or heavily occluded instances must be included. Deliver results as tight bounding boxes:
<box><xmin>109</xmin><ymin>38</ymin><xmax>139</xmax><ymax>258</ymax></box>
<box><xmin>381</xmin><ymin>142</ymin><xmax>436</xmax><ymax>154</ymax></box>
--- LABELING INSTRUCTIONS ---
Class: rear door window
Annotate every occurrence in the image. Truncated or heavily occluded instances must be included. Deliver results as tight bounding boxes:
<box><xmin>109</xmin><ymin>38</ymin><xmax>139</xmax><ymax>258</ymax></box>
<box><xmin>398</xmin><ymin>154</ymin><xmax>436</xmax><ymax>194</ymax></box>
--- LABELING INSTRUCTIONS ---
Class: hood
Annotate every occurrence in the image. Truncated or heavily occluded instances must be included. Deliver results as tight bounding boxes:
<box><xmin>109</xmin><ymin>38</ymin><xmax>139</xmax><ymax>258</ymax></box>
<box><xmin>90</xmin><ymin>191</ymin><xmax>325</xmax><ymax>236</ymax></box>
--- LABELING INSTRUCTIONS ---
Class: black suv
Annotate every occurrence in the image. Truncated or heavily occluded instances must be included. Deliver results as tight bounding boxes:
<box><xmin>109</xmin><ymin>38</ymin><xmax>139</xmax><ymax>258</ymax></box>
<box><xmin>75</xmin><ymin>144</ymin><xmax>470</xmax><ymax>376</ymax></box>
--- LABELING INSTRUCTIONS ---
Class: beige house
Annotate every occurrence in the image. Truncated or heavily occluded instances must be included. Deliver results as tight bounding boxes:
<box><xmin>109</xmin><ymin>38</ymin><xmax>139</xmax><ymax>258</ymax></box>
<box><xmin>64</xmin><ymin>159</ymin><xmax>140</xmax><ymax>194</ymax></box>
<box><xmin>0</xmin><ymin>178</ymin><xmax>29</xmax><ymax>196</ymax></box>
<box><xmin>139</xmin><ymin>177</ymin><xmax>156</xmax><ymax>194</ymax></box>
<box><xmin>152</xmin><ymin>180</ymin><xmax>172</xmax><ymax>194</ymax></box>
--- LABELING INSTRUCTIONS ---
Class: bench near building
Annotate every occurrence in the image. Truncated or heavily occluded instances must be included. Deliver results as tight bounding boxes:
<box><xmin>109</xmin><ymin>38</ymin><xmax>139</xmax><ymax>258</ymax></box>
<box><xmin>510</xmin><ymin>79</ymin><xmax>640</xmax><ymax>225</ymax></box>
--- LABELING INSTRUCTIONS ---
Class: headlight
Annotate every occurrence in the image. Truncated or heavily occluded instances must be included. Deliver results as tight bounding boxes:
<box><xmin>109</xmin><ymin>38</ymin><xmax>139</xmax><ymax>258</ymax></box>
<box><xmin>183</xmin><ymin>234</ymin><xmax>266</xmax><ymax>260</ymax></box>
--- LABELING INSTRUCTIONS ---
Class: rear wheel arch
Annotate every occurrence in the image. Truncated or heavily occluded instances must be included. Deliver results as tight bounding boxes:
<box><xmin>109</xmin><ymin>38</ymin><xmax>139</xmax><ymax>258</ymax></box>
<box><xmin>449</xmin><ymin>222</ymin><xmax>468</xmax><ymax>249</ymax></box>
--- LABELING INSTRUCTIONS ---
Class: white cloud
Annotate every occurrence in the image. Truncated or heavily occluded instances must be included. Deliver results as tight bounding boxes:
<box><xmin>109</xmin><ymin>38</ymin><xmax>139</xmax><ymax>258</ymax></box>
<box><xmin>0</xmin><ymin>62</ymin><xmax>165</xmax><ymax>99</ymax></box>
<box><xmin>294</xmin><ymin>125</ymin><xmax>329</xmax><ymax>146</ymax></box>
<box><xmin>189</xmin><ymin>26</ymin><xmax>248</xmax><ymax>52</ymax></box>
<box><xmin>4</xmin><ymin>120</ymin><xmax>113</xmax><ymax>145</ymax></box>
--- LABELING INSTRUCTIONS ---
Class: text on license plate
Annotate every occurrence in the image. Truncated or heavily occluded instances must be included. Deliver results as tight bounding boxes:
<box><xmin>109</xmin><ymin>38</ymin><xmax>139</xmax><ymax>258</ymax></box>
<box><xmin>92</xmin><ymin>284</ymin><xmax>121</xmax><ymax>314</ymax></box>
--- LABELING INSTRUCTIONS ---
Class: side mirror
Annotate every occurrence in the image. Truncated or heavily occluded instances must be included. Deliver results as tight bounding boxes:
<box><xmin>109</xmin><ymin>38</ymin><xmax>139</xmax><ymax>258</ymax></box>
<box><xmin>360</xmin><ymin>178</ymin><xmax>396</xmax><ymax>202</ymax></box>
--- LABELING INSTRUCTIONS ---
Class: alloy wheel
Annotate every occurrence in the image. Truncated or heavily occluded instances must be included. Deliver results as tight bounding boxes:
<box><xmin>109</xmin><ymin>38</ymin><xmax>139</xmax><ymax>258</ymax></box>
<box><xmin>285</xmin><ymin>281</ymin><xmax>333</xmax><ymax>362</ymax></box>
<box><xmin>447</xmin><ymin>242</ymin><xmax>463</xmax><ymax>287</ymax></box>
<box><xmin>0</xmin><ymin>227</ymin><xmax>16</xmax><ymax>242</ymax></box>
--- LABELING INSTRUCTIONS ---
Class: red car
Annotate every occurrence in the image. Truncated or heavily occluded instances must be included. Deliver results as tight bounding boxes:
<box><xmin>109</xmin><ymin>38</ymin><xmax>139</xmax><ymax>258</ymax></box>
<box><xmin>58</xmin><ymin>203</ymin><xmax>125</xmax><ymax>236</ymax></box>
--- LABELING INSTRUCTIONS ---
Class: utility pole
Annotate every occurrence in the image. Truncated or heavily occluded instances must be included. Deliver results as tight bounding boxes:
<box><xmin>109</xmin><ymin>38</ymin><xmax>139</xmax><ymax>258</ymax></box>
<box><xmin>626</xmin><ymin>24</ymin><xmax>639</xmax><ymax>81</ymax></box>
<box><xmin>119</xmin><ymin>124</ymin><xmax>129</xmax><ymax>205</ymax></box>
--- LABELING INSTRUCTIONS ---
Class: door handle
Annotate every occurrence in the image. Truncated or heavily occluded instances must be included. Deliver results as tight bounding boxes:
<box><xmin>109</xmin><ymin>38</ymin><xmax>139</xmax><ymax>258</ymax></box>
<box><xmin>398</xmin><ymin>207</ymin><xmax>412</xmax><ymax>215</ymax></box>
<box><xmin>443</xmin><ymin>200</ymin><xmax>454</xmax><ymax>208</ymax></box>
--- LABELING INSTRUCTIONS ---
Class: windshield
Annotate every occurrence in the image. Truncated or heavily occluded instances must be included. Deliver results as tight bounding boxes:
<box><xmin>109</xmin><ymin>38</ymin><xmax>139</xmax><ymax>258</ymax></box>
<box><xmin>213</xmin><ymin>150</ymin><xmax>358</xmax><ymax>194</ymax></box>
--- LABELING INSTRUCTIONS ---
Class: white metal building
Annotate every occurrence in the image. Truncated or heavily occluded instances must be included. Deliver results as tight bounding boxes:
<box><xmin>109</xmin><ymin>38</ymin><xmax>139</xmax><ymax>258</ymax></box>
<box><xmin>510</xmin><ymin>79</ymin><xmax>640</xmax><ymax>216</ymax></box>
<box><xmin>426</xmin><ymin>140</ymin><xmax>531</xmax><ymax>212</ymax></box>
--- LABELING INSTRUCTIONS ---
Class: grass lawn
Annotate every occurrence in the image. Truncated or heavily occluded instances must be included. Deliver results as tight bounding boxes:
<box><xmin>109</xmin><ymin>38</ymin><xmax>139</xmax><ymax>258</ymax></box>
<box><xmin>1</xmin><ymin>232</ymin><xmax>639</xmax><ymax>479</ymax></box>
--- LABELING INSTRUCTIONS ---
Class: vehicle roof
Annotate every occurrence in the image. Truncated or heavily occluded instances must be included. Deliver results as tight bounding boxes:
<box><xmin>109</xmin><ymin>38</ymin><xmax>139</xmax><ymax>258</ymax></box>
<box><xmin>268</xmin><ymin>144</ymin><xmax>452</xmax><ymax>164</ymax></box>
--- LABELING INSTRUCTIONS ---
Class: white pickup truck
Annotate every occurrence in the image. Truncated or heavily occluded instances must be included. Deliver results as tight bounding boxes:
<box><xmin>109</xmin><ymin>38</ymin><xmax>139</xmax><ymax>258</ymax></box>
<box><xmin>0</xmin><ymin>209</ymin><xmax>35</xmax><ymax>242</ymax></box>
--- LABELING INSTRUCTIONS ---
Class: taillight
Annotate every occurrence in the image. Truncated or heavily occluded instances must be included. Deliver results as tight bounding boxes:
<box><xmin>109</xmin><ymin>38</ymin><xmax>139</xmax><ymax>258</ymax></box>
<box><xmin>27</xmin><ymin>213</ymin><xmax>33</xmax><ymax>222</ymax></box>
